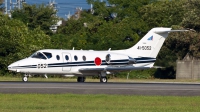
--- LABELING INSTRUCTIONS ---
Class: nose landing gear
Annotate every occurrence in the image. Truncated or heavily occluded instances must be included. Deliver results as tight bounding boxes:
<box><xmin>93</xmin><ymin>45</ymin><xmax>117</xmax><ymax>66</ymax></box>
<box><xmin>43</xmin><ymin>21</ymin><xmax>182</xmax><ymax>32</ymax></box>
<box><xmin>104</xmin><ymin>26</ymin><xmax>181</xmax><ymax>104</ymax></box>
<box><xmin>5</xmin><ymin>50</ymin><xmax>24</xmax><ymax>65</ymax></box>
<box><xmin>22</xmin><ymin>74</ymin><xmax>29</xmax><ymax>82</ymax></box>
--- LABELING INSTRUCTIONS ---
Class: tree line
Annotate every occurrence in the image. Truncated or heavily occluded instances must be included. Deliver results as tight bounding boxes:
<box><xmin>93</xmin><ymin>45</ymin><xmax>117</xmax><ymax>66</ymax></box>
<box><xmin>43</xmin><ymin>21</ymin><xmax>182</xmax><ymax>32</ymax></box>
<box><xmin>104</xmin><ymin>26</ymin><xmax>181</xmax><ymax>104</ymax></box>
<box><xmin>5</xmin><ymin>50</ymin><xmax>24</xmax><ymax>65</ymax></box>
<box><xmin>0</xmin><ymin>0</ymin><xmax>199</xmax><ymax>78</ymax></box>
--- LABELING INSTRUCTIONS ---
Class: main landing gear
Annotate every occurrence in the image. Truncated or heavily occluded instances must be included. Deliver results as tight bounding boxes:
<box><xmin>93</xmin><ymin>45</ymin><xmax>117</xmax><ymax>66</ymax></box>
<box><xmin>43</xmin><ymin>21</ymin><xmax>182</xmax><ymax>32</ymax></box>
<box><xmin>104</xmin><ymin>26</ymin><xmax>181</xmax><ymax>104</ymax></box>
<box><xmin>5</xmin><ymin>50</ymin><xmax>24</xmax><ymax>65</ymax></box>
<box><xmin>77</xmin><ymin>77</ymin><xmax>86</xmax><ymax>82</ymax></box>
<box><xmin>77</xmin><ymin>76</ymin><xmax>108</xmax><ymax>83</ymax></box>
<box><xmin>100</xmin><ymin>76</ymin><xmax>107</xmax><ymax>83</ymax></box>
<box><xmin>99</xmin><ymin>71</ymin><xmax>108</xmax><ymax>83</ymax></box>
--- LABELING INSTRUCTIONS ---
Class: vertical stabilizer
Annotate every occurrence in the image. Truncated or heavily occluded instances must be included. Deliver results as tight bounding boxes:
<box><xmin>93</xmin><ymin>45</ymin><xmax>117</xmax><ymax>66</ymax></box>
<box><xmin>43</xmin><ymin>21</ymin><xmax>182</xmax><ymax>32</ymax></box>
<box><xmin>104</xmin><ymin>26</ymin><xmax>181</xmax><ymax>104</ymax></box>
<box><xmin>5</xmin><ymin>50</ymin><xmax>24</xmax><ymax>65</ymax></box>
<box><xmin>126</xmin><ymin>27</ymin><xmax>172</xmax><ymax>58</ymax></box>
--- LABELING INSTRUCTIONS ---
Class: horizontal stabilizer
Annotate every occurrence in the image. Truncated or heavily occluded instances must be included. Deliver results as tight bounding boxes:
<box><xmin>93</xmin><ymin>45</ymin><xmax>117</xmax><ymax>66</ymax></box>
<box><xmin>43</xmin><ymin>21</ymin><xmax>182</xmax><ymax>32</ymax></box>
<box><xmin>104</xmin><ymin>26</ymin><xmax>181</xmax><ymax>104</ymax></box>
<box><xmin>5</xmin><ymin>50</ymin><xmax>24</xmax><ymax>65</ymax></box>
<box><xmin>154</xmin><ymin>30</ymin><xmax>188</xmax><ymax>34</ymax></box>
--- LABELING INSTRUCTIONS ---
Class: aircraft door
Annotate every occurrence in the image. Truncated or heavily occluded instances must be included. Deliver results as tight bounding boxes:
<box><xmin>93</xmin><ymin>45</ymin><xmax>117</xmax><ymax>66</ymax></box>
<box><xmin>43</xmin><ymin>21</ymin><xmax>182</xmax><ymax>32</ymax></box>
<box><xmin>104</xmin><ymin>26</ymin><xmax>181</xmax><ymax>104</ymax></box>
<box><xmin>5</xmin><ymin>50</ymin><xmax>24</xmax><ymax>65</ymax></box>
<box><xmin>62</xmin><ymin>53</ymin><xmax>71</xmax><ymax>71</ymax></box>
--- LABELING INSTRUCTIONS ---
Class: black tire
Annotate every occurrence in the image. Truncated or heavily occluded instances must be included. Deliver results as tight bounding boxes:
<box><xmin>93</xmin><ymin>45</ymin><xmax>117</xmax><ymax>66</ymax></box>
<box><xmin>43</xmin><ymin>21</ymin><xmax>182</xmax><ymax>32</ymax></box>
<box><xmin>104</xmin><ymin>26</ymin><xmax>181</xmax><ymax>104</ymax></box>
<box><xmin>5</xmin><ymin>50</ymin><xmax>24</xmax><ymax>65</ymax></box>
<box><xmin>22</xmin><ymin>76</ymin><xmax>28</xmax><ymax>82</ymax></box>
<box><xmin>77</xmin><ymin>77</ymin><xmax>86</xmax><ymax>82</ymax></box>
<box><xmin>100</xmin><ymin>76</ymin><xmax>107</xmax><ymax>83</ymax></box>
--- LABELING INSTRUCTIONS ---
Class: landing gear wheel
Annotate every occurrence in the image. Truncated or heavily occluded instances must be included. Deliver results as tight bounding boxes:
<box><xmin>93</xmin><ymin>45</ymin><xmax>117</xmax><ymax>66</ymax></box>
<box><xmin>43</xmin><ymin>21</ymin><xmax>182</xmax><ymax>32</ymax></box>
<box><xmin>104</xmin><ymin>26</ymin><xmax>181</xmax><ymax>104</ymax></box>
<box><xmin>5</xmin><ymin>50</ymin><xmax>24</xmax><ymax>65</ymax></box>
<box><xmin>100</xmin><ymin>77</ymin><xmax>107</xmax><ymax>83</ymax></box>
<box><xmin>77</xmin><ymin>77</ymin><xmax>86</xmax><ymax>82</ymax></box>
<box><xmin>22</xmin><ymin>76</ymin><xmax>28</xmax><ymax>82</ymax></box>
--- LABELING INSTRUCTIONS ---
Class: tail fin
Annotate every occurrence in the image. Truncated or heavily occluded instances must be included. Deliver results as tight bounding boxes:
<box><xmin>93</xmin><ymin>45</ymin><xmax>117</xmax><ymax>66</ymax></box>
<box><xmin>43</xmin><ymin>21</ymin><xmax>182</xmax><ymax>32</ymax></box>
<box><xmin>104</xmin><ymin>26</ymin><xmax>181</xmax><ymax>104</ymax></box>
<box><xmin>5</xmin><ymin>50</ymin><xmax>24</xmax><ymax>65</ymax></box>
<box><xmin>125</xmin><ymin>27</ymin><xmax>186</xmax><ymax>58</ymax></box>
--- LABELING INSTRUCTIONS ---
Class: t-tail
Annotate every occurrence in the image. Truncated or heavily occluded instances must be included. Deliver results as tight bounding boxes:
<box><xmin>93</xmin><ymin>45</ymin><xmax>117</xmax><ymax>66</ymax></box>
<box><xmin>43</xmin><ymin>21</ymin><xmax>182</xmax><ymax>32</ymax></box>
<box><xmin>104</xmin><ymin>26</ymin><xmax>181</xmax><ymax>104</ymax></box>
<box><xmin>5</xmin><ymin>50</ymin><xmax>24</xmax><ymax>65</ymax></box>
<box><xmin>123</xmin><ymin>27</ymin><xmax>187</xmax><ymax>58</ymax></box>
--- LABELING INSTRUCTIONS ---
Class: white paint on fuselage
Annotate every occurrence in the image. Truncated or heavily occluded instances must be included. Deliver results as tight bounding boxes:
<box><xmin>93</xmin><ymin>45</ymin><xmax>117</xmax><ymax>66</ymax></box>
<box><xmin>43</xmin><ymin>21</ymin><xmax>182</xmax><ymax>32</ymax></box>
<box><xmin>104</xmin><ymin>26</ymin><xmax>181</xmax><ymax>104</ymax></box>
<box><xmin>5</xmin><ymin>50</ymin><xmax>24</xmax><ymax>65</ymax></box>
<box><xmin>9</xmin><ymin>49</ymin><xmax>140</xmax><ymax>76</ymax></box>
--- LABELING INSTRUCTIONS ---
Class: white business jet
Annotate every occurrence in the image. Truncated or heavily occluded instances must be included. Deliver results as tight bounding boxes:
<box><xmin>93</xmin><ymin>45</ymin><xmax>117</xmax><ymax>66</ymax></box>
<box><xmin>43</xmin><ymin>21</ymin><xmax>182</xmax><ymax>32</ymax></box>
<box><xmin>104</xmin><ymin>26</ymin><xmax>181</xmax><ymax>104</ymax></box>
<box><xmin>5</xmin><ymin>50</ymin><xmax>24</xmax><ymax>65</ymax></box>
<box><xmin>8</xmin><ymin>27</ymin><xmax>186</xmax><ymax>82</ymax></box>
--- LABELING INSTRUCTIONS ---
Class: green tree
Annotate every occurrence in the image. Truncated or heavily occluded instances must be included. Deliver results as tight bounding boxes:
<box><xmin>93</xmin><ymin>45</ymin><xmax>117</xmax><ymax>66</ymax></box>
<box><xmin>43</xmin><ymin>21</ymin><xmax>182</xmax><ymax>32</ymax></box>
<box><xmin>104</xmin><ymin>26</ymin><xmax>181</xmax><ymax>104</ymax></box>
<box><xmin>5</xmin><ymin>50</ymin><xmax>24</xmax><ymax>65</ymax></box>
<box><xmin>0</xmin><ymin>0</ymin><xmax>4</xmax><ymax>12</ymax></box>
<box><xmin>50</xmin><ymin>33</ymin><xmax>73</xmax><ymax>49</ymax></box>
<box><xmin>12</xmin><ymin>4</ymin><xmax>58</xmax><ymax>35</ymax></box>
<box><xmin>0</xmin><ymin>14</ymin><xmax>51</xmax><ymax>75</ymax></box>
<box><xmin>139</xmin><ymin>0</ymin><xmax>185</xmax><ymax>28</ymax></box>
<box><xmin>58</xmin><ymin>0</ymin><xmax>156</xmax><ymax>50</ymax></box>
<box><xmin>181</xmin><ymin>0</ymin><xmax>200</xmax><ymax>32</ymax></box>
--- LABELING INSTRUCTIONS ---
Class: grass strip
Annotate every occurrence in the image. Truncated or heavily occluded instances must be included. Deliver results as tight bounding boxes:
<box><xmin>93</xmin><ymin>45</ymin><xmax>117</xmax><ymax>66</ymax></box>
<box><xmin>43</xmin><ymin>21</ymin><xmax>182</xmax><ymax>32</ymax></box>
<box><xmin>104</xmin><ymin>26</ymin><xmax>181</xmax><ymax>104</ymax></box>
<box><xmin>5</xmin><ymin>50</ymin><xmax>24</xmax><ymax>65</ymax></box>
<box><xmin>0</xmin><ymin>94</ymin><xmax>199</xmax><ymax>112</ymax></box>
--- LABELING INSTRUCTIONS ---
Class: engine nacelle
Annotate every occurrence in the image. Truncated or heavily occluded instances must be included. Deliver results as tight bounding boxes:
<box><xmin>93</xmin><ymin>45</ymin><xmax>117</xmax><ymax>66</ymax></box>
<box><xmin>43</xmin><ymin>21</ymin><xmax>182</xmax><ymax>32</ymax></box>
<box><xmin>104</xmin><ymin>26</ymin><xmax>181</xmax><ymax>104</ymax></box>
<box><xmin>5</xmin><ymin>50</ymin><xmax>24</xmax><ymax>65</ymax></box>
<box><xmin>128</xmin><ymin>58</ymin><xmax>137</xmax><ymax>64</ymax></box>
<box><xmin>105</xmin><ymin>54</ymin><xmax>111</xmax><ymax>64</ymax></box>
<box><xmin>105</xmin><ymin>53</ymin><xmax>136</xmax><ymax>65</ymax></box>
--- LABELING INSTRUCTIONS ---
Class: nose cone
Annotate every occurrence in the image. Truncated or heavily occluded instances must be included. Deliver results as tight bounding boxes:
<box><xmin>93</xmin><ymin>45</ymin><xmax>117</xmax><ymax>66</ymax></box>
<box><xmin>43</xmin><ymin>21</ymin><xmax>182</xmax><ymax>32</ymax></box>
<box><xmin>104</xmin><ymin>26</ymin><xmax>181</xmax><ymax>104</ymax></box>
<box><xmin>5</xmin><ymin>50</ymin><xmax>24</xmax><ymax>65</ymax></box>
<box><xmin>8</xmin><ymin>58</ymin><xmax>34</xmax><ymax>73</ymax></box>
<box><xmin>8</xmin><ymin>63</ymin><xmax>18</xmax><ymax>72</ymax></box>
<box><xmin>8</xmin><ymin>59</ymin><xmax>24</xmax><ymax>72</ymax></box>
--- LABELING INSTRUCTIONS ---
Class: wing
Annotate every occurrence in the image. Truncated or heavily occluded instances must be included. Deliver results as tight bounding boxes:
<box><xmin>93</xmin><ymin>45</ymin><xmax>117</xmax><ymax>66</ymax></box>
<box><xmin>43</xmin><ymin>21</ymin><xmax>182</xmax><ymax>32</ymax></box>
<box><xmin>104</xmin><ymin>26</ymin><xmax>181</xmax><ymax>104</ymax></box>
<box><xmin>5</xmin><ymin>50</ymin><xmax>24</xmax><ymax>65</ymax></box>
<box><xmin>79</xmin><ymin>66</ymin><xmax>151</xmax><ymax>73</ymax></box>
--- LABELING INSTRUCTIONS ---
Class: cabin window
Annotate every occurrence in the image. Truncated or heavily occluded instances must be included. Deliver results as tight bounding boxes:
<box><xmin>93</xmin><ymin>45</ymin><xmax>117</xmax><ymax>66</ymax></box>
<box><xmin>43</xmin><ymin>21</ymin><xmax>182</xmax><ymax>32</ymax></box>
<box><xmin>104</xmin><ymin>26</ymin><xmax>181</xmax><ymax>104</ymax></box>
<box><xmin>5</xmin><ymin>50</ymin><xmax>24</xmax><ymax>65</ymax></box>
<box><xmin>74</xmin><ymin>55</ymin><xmax>78</xmax><ymax>61</ymax></box>
<box><xmin>82</xmin><ymin>56</ymin><xmax>86</xmax><ymax>61</ymax></box>
<box><xmin>56</xmin><ymin>55</ymin><xmax>60</xmax><ymax>60</ymax></box>
<box><xmin>31</xmin><ymin>52</ymin><xmax>47</xmax><ymax>60</ymax></box>
<box><xmin>65</xmin><ymin>55</ymin><xmax>69</xmax><ymax>61</ymax></box>
<box><xmin>43</xmin><ymin>52</ymin><xmax>52</xmax><ymax>59</ymax></box>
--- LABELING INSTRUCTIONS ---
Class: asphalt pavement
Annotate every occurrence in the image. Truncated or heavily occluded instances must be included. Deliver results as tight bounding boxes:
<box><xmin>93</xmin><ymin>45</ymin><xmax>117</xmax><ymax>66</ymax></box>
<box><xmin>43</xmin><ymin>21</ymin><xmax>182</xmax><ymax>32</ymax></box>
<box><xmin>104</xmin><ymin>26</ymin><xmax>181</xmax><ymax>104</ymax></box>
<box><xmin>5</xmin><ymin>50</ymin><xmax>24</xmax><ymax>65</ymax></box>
<box><xmin>0</xmin><ymin>81</ymin><xmax>200</xmax><ymax>96</ymax></box>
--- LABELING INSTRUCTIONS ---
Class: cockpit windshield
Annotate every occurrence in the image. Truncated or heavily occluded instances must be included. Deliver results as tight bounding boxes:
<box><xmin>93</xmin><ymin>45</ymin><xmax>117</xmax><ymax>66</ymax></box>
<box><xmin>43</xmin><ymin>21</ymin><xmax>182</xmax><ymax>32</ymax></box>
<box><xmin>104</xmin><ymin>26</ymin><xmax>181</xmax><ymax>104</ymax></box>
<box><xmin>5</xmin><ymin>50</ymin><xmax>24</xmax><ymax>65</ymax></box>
<box><xmin>43</xmin><ymin>52</ymin><xmax>52</xmax><ymax>59</ymax></box>
<box><xmin>30</xmin><ymin>52</ymin><xmax>52</xmax><ymax>59</ymax></box>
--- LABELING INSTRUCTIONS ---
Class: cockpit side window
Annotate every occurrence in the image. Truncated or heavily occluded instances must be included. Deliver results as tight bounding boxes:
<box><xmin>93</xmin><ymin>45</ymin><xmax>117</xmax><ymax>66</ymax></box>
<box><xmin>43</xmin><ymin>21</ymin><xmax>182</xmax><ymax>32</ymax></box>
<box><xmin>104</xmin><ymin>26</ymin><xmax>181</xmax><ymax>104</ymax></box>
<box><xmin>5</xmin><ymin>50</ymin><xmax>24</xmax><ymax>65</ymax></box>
<box><xmin>31</xmin><ymin>52</ymin><xmax>47</xmax><ymax>59</ymax></box>
<box><xmin>43</xmin><ymin>52</ymin><xmax>52</xmax><ymax>59</ymax></box>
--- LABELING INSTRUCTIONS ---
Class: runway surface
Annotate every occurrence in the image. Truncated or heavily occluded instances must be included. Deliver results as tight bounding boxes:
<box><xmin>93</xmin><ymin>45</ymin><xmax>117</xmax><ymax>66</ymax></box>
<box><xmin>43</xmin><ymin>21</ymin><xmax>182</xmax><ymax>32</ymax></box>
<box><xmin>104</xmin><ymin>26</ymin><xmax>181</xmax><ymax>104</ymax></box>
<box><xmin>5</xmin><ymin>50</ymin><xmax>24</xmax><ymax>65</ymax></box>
<box><xmin>0</xmin><ymin>81</ymin><xmax>200</xmax><ymax>96</ymax></box>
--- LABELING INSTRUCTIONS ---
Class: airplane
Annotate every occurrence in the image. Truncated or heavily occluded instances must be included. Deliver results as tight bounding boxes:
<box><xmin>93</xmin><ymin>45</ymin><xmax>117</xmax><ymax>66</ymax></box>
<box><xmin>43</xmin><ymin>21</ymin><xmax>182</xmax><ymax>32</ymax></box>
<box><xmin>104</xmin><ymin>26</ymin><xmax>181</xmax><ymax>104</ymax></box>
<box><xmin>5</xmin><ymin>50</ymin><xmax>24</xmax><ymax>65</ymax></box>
<box><xmin>8</xmin><ymin>27</ymin><xmax>186</xmax><ymax>82</ymax></box>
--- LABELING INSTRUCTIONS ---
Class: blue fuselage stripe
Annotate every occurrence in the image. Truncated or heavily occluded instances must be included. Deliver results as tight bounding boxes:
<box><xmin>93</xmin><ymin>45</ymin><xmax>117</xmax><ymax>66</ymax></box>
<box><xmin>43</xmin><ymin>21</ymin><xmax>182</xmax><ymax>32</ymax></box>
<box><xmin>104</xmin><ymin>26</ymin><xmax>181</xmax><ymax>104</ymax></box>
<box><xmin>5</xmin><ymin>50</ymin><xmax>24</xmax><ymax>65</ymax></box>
<box><xmin>11</xmin><ymin>58</ymin><xmax>156</xmax><ymax>69</ymax></box>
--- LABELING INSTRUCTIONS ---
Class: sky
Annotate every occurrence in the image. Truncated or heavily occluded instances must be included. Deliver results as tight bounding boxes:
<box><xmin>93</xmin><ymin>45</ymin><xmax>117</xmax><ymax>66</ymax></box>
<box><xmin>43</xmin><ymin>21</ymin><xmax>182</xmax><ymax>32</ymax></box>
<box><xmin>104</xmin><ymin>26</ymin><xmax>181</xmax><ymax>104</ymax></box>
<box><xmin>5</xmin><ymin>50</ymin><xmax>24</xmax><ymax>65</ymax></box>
<box><xmin>26</xmin><ymin>0</ymin><xmax>91</xmax><ymax>18</ymax></box>
<box><xmin>4</xmin><ymin>0</ymin><xmax>91</xmax><ymax>19</ymax></box>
